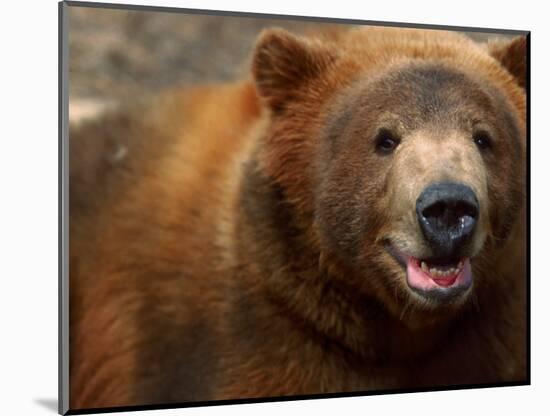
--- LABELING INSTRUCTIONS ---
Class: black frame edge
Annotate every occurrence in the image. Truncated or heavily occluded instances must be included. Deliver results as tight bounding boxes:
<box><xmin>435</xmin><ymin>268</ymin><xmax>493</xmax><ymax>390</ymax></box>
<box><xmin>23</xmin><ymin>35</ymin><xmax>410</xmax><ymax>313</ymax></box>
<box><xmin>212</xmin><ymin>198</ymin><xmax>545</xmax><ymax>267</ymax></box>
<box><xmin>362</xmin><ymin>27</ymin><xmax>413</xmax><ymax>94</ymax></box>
<box><xmin>59</xmin><ymin>1</ymin><xmax>70</xmax><ymax>415</ymax></box>
<box><xmin>64</xmin><ymin>0</ymin><xmax>529</xmax><ymax>35</ymax></box>
<box><xmin>525</xmin><ymin>31</ymin><xmax>531</xmax><ymax>386</ymax></box>
<box><xmin>65</xmin><ymin>380</ymin><xmax>529</xmax><ymax>415</ymax></box>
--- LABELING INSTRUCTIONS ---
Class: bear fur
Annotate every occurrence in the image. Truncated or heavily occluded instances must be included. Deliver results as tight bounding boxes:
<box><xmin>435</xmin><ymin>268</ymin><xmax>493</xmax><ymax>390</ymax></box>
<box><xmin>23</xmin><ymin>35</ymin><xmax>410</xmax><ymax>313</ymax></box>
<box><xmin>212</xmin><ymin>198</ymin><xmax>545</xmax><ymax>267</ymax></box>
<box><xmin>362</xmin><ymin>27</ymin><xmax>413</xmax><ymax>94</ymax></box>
<box><xmin>69</xmin><ymin>27</ymin><xmax>527</xmax><ymax>409</ymax></box>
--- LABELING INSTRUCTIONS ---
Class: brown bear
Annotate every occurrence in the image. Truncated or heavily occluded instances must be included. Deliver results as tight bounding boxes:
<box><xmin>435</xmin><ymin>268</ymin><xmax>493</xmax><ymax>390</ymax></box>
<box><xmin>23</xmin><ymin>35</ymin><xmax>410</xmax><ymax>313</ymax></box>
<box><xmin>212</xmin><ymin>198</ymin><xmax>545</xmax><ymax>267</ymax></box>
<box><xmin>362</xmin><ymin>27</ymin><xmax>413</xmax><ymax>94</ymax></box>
<box><xmin>69</xmin><ymin>26</ymin><xmax>527</xmax><ymax>410</ymax></box>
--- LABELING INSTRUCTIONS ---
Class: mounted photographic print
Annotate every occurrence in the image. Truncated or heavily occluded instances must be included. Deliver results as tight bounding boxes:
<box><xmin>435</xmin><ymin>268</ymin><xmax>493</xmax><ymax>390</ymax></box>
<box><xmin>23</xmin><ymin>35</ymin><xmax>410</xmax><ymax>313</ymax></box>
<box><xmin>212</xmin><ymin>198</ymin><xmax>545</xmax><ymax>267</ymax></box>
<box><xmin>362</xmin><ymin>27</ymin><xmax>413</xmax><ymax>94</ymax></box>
<box><xmin>59</xmin><ymin>1</ymin><xmax>530</xmax><ymax>414</ymax></box>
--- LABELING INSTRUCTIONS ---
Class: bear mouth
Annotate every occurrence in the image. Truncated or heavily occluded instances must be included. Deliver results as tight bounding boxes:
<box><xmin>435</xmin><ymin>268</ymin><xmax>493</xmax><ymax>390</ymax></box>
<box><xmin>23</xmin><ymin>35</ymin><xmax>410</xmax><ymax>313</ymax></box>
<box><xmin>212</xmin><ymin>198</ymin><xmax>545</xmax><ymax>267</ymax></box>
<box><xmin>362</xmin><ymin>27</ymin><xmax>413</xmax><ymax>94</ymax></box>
<box><xmin>406</xmin><ymin>256</ymin><xmax>472</xmax><ymax>293</ymax></box>
<box><xmin>385</xmin><ymin>245</ymin><xmax>473</xmax><ymax>302</ymax></box>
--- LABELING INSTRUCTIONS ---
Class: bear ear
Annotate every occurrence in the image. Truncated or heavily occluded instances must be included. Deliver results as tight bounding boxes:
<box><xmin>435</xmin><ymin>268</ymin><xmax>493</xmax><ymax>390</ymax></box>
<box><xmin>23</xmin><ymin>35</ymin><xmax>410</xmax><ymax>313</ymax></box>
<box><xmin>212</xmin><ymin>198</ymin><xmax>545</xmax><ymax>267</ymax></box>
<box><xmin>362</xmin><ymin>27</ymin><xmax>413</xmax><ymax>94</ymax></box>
<box><xmin>252</xmin><ymin>28</ymin><xmax>337</xmax><ymax>112</ymax></box>
<box><xmin>488</xmin><ymin>36</ymin><xmax>527</xmax><ymax>89</ymax></box>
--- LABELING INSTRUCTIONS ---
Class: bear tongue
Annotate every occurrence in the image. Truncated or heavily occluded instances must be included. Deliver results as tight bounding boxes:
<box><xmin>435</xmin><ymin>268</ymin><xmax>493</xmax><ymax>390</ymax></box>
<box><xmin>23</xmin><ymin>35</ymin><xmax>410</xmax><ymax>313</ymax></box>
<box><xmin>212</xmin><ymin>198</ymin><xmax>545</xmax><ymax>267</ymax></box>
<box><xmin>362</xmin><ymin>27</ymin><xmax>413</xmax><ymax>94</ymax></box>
<box><xmin>431</xmin><ymin>276</ymin><xmax>457</xmax><ymax>287</ymax></box>
<box><xmin>406</xmin><ymin>257</ymin><xmax>472</xmax><ymax>291</ymax></box>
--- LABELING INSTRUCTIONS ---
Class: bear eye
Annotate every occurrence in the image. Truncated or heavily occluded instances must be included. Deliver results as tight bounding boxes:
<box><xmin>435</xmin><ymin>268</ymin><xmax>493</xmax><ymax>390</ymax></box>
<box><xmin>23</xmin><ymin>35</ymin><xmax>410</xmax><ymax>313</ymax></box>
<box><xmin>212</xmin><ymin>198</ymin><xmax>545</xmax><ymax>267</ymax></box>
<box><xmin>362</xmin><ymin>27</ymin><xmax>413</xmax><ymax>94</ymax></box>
<box><xmin>375</xmin><ymin>129</ymin><xmax>400</xmax><ymax>154</ymax></box>
<box><xmin>473</xmin><ymin>131</ymin><xmax>493</xmax><ymax>151</ymax></box>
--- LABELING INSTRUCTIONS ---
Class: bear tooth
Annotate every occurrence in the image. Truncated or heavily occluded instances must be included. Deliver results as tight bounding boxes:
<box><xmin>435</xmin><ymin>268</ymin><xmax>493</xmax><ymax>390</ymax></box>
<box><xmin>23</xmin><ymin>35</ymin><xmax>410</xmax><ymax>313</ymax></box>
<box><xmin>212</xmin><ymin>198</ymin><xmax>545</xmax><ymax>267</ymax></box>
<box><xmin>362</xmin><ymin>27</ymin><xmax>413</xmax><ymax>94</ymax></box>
<box><xmin>421</xmin><ymin>261</ymin><xmax>428</xmax><ymax>271</ymax></box>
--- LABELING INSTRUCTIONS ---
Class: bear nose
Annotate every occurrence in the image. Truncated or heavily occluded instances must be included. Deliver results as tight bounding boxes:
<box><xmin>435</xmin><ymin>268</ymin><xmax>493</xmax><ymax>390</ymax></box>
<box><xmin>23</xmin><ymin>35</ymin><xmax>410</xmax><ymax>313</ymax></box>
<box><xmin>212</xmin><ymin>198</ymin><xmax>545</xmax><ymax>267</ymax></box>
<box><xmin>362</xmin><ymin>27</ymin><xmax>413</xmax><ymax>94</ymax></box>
<box><xmin>416</xmin><ymin>182</ymin><xmax>479</xmax><ymax>259</ymax></box>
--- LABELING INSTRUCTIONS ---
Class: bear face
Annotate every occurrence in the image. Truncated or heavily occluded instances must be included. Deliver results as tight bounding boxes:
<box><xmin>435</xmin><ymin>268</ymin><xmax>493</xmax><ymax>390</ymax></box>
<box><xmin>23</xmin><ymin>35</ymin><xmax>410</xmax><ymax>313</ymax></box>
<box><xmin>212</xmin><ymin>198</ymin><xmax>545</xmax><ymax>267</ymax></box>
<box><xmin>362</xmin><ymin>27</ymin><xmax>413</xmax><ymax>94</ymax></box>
<box><xmin>252</xmin><ymin>28</ymin><xmax>526</xmax><ymax>322</ymax></box>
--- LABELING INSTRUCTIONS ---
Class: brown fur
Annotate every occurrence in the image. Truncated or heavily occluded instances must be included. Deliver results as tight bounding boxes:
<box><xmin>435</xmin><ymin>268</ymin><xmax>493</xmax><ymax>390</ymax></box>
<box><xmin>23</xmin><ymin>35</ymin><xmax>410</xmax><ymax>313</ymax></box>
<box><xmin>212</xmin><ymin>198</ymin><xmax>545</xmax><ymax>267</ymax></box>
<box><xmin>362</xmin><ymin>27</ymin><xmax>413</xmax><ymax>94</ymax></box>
<box><xmin>69</xmin><ymin>27</ymin><xmax>527</xmax><ymax>410</ymax></box>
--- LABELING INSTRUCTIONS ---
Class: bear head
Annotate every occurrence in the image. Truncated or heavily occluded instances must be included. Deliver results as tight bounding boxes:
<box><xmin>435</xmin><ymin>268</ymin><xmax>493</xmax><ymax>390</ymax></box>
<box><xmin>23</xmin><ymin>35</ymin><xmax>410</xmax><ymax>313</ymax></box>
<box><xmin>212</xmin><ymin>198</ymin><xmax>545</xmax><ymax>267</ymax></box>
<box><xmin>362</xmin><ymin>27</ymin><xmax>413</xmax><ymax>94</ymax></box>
<box><xmin>250</xmin><ymin>27</ymin><xmax>526</xmax><ymax>325</ymax></box>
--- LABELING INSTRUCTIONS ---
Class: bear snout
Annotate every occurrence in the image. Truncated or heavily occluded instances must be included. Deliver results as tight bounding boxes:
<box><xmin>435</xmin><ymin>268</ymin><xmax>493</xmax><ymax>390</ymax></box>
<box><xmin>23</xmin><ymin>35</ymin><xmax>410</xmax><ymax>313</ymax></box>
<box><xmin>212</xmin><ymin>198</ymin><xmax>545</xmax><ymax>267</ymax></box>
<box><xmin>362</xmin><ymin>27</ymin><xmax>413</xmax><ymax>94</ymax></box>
<box><xmin>415</xmin><ymin>182</ymin><xmax>479</xmax><ymax>260</ymax></box>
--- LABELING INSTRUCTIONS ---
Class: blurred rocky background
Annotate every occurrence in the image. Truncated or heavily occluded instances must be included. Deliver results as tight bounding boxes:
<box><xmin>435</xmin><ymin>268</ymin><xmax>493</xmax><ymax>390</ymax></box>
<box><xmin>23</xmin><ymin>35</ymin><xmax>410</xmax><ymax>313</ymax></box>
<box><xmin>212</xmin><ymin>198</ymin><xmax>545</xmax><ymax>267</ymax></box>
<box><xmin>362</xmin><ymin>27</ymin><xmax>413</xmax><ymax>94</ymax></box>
<box><xmin>68</xmin><ymin>6</ymin><xmax>513</xmax><ymax>123</ymax></box>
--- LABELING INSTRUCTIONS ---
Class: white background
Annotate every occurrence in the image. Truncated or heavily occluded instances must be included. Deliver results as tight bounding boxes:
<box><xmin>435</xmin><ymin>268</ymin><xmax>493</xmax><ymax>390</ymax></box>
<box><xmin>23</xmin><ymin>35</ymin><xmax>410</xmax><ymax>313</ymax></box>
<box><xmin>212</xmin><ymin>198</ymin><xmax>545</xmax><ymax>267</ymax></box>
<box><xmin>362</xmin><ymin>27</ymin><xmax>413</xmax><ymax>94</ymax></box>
<box><xmin>0</xmin><ymin>0</ymin><xmax>548</xmax><ymax>414</ymax></box>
